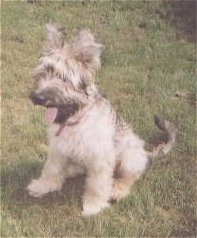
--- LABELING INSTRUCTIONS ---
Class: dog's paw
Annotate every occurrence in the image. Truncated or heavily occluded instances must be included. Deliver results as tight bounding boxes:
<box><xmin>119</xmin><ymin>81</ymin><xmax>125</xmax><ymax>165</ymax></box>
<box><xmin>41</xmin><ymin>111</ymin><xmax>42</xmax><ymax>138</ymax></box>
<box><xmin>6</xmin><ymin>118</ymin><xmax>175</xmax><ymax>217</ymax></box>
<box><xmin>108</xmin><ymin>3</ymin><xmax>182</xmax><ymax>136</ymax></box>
<box><xmin>82</xmin><ymin>201</ymin><xmax>109</xmax><ymax>216</ymax></box>
<box><xmin>27</xmin><ymin>179</ymin><xmax>60</xmax><ymax>198</ymax></box>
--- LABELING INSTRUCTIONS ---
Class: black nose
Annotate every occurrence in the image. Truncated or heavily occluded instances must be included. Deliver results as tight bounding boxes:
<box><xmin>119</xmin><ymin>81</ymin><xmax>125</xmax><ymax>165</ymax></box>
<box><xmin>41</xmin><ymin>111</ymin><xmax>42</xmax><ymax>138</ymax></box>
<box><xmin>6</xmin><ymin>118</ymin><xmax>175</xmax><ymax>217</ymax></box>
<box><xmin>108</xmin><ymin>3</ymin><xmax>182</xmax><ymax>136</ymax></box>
<box><xmin>29</xmin><ymin>91</ymin><xmax>46</xmax><ymax>105</ymax></box>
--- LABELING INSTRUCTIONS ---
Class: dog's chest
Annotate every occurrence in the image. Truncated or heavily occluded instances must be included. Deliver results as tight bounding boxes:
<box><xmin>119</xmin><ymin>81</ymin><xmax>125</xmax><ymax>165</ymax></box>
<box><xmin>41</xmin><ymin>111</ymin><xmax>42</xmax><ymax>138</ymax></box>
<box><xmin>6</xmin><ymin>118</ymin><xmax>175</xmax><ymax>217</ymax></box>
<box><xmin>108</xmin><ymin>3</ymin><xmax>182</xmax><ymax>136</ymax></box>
<box><xmin>48</xmin><ymin>115</ymin><xmax>115</xmax><ymax>165</ymax></box>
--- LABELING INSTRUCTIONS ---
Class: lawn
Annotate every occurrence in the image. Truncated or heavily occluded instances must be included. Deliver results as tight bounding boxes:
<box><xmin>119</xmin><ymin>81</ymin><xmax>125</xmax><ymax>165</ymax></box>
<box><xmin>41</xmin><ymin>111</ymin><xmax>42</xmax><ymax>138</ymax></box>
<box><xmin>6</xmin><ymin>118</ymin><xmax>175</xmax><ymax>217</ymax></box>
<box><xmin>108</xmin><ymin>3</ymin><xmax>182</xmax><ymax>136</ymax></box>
<box><xmin>1</xmin><ymin>1</ymin><xmax>196</xmax><ymax>237</ymax></box>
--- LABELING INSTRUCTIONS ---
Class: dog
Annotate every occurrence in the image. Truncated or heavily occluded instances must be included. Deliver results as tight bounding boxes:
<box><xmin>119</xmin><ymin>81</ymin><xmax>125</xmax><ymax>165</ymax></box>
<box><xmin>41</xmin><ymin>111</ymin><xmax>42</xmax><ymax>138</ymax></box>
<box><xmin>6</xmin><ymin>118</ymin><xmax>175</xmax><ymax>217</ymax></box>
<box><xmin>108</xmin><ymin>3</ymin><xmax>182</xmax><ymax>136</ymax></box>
<box><xmin>27</xmin><ymin>23</ymin><xmax>176</xmax><ymax>216</ymax></box>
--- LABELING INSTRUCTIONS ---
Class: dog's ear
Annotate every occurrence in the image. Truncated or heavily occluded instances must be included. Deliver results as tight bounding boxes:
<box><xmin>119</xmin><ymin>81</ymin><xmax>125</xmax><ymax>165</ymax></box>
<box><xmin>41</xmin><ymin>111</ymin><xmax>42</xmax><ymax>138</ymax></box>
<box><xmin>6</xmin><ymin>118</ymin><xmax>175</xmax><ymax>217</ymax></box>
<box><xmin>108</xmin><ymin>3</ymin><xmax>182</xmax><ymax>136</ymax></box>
<box><xmin>72</xmin><ymin>29</ymin><xmax>104</xmax><ymax>70</ymax></box>
<box><xmin>44</xmin><ymin>23</ymin><xmax>66</xmax><ymax>52</ymax></box>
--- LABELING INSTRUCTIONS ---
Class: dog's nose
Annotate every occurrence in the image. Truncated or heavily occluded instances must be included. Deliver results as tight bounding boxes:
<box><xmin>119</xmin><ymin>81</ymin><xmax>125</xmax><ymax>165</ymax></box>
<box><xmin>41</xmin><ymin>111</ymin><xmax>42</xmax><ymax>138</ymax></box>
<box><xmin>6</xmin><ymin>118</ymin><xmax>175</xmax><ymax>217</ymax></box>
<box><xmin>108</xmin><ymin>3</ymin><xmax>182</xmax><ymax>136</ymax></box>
<box><xmin>29</xmin><ymin>91</ymin><xmax>46</xmax><ymax>105</ymax></box>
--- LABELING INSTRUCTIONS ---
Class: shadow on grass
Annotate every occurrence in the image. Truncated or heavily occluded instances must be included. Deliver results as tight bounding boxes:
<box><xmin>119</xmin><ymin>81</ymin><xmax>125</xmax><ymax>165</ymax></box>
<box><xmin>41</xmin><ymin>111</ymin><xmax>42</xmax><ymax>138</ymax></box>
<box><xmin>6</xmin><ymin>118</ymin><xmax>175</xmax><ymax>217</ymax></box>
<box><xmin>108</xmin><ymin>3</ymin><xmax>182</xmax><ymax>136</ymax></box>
<box><xmin>1</xmin><ymin>160</ymin><xmax>85</xmax><ymax>208</ymax></box>
<box><xmin>166</xmin><ymin>0</ymin><xmax>196</xmax><ymax>42</ymax></box>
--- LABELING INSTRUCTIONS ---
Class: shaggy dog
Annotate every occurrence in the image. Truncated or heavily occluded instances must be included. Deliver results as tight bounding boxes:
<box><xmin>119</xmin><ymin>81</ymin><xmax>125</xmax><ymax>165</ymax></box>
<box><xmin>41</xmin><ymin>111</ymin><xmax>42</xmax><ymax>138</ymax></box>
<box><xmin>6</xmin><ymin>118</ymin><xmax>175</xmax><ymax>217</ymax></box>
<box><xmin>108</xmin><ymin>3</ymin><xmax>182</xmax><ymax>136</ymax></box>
<box><xmin>27</xmin><ymin>23</ymin><xmax>176</xmax><ymax>216</ymax></box>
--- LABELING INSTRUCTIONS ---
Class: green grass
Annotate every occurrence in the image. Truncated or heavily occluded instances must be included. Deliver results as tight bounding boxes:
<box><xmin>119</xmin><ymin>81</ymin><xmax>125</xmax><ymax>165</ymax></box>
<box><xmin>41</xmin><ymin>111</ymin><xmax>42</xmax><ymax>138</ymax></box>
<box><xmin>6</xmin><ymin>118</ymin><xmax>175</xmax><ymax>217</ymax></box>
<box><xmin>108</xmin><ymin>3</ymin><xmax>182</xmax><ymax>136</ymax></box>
<box><xmin>1</xmin><ymin>1</ymin><xmax>196</xmax><ymax>237</ymax></box>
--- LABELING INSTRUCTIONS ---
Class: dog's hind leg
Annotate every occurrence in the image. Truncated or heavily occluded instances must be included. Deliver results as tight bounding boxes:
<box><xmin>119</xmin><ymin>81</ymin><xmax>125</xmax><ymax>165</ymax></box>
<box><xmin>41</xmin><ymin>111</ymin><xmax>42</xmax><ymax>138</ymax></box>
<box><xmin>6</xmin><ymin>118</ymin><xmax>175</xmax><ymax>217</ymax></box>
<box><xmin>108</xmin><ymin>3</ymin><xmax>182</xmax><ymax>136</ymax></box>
<box><xmin>27</xmin><ymin>149</ymin><xmax>67</xmax><ymax>198</ymax></box>
<box><xmin>111</xmin><ymin>146</ymin><xmax>148</xmax><ymax>202</ymax></box>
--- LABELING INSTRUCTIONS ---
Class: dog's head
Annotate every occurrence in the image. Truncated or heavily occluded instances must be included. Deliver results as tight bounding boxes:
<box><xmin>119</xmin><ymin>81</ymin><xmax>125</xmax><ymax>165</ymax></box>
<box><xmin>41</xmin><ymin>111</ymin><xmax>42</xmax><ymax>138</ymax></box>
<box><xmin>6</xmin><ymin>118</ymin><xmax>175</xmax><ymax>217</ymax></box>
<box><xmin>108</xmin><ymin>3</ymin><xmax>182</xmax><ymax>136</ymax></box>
<box><xmin>29</xmin><ymin>23</ymin><xmax>103</xmax><ymax>124</ymax></box>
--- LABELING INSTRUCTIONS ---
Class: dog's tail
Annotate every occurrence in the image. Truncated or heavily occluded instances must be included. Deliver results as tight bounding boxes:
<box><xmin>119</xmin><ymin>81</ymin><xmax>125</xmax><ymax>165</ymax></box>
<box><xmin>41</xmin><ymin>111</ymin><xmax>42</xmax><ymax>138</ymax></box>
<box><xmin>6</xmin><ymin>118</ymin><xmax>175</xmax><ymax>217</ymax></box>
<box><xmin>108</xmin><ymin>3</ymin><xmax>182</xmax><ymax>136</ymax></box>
<box><xmin>147</xmin><ymin>115</ymin><xmax>177</xmax><ymax>158</ymax></box>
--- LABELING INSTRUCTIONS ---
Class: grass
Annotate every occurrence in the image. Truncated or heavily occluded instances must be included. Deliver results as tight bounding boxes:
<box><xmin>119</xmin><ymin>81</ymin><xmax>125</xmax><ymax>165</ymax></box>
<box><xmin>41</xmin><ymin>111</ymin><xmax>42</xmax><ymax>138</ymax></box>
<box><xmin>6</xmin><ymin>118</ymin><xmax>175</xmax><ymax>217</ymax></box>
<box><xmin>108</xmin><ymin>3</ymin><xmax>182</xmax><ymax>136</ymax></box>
<box><xmin>1</xmin><ymin>1</ymin><xmax>196</xmax><ymax>237</ymax></box>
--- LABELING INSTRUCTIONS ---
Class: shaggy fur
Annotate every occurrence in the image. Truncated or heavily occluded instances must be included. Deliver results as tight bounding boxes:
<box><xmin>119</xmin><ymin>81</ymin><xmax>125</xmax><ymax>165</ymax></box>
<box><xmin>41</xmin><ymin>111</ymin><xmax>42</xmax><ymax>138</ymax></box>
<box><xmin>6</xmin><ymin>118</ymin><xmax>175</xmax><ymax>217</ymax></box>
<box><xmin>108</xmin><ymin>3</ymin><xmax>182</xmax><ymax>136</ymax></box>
<box><xmin>27</xmin><ymin>23</ymin><xmax>176</xmax><ymax>216</ymax></box>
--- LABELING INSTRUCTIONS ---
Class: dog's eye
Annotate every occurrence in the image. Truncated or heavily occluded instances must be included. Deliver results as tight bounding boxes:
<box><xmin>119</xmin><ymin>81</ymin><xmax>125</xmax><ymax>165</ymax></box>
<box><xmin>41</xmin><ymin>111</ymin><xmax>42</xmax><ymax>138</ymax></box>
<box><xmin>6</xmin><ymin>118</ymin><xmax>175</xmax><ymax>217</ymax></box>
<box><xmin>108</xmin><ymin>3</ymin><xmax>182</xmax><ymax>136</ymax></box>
<box><xmin>34</xmin><ymin>72</ymin><xmax>46</xmax><ymax>81</ymax></box>
<box><xmin>46</xmin><ymin>65</ymin><xmax>54</xmax><ymax>74</ymax></box>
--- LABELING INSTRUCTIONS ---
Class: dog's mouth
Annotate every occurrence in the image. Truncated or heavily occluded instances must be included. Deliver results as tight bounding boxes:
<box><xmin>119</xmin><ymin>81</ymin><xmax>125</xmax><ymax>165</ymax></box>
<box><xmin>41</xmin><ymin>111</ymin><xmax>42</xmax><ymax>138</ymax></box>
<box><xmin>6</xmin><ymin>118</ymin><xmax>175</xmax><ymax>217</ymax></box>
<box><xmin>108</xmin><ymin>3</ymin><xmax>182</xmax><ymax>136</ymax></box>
<box><xmin>29</xmin><ymin>91</ymin><xmax>81</xmax><ymax>136</ymax></box>
<box><xmin>44</xmin><ymin>104</ymin><xmax>79</xmax><ymax>124</ymax></box>
<box><xmin>29</xmin><ymin>91</ymin><xmax>80</xmax><ymax>124</ymax></box>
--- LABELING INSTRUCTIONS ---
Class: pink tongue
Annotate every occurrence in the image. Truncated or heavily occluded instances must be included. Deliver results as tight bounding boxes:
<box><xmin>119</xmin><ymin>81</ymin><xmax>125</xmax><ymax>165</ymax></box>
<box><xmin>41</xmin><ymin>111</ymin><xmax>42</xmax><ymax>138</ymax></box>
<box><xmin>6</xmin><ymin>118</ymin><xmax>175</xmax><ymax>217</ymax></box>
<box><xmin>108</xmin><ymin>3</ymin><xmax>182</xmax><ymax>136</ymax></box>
<box><xmin>44</xmin><ymin>107</ymin><xmax>58</xmax><ymax>124</ymax></box>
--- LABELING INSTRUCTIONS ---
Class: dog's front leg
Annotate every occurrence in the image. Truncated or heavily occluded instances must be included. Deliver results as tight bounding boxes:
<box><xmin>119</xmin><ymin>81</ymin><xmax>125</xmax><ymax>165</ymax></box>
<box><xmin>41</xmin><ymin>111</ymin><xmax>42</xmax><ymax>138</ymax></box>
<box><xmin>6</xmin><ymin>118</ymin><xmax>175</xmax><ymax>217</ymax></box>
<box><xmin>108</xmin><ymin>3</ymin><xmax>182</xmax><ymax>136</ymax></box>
<box><xmin>27</xmin><ymin>149</ymin><xmax>66</xmax><ymax>198</ymax></box>
<box><xmin>82</xmin><ymin>165</ymin><xmax>113</xmax><ymax>216</ymax></box>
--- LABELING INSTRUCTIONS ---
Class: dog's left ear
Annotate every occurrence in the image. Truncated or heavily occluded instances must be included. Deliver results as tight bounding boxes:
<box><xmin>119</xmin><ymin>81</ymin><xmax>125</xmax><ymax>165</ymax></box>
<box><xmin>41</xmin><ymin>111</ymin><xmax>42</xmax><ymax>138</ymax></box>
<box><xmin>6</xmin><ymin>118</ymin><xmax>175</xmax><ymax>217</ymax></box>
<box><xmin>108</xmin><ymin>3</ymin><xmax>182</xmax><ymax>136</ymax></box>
<box><xmin>44</xmin><ymin>23</ymin><xmax>66</xmax><ymax>52</ymax></box>
<box><xmin>72</xmin><ymin>29</ymin><xmax>104</xmax><ymax>70</ymax></box>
